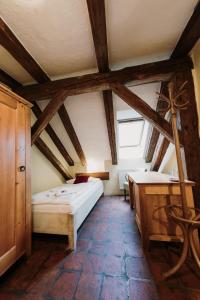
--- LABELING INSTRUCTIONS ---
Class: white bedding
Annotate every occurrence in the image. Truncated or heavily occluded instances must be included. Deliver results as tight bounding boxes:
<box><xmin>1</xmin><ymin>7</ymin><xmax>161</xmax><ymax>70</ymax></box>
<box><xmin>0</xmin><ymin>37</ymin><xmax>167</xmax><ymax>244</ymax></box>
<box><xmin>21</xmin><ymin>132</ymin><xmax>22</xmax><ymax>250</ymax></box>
<box><xmin>32</xmin><ymin>179</ymin><xmax>103</xmax><ymax>214</ymax></box>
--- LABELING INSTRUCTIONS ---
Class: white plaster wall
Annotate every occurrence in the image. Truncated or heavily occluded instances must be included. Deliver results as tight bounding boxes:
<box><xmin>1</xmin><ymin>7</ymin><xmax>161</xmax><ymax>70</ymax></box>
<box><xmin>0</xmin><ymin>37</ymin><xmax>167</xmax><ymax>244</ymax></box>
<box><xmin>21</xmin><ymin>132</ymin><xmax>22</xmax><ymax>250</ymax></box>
<box><xmin>31</xmin><ymin>146</ymin><xmax>65</xmax><ymax>194</ymax></box>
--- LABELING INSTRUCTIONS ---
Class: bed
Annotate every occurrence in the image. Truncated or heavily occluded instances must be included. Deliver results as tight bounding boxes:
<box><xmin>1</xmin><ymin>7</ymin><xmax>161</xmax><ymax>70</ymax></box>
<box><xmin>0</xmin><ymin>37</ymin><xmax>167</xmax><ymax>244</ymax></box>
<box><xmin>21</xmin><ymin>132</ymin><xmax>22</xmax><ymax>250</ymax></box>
<box><xmin>32</xmin><ymin>178</ymin><xmax>104</xmax><ymax>250</ymax></box>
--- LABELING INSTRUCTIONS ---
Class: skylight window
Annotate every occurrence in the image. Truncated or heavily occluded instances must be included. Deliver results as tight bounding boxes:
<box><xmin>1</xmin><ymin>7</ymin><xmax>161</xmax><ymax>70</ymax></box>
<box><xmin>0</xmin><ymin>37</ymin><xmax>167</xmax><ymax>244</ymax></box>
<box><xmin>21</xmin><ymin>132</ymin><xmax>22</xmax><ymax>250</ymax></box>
<box><xmin>118</xmin><ymin>118</ymin><xmax>147</xmax><ymax>159</ymax></box>
<box><xmin>118</xmin><ymin>118</ymin><xmax>144</xmax><ymax>147</ymax></box>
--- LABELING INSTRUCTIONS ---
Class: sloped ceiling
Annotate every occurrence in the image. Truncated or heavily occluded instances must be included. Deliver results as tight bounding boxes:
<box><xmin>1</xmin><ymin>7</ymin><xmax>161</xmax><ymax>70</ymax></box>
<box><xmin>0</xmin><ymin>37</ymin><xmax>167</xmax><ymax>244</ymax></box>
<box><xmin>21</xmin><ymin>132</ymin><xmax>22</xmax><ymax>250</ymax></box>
<box><xmin>0</xmin><ymin>0</ymin><xmax>198</xmax><ymax>83</ymax></box>
<box><xmin>0</xmin><ymin>0</ymin><xmax>198</xmax><ymax>172</ymax></box>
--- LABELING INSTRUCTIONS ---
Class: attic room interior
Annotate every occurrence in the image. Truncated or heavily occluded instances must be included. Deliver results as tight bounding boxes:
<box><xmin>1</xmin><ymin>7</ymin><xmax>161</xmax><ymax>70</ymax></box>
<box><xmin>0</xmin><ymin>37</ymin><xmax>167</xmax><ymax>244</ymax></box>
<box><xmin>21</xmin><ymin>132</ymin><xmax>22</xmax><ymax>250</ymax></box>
<box><xmin>0</xmin><ymin>0</ymin><xmax>200</xmax><ymax>299</ymax></box>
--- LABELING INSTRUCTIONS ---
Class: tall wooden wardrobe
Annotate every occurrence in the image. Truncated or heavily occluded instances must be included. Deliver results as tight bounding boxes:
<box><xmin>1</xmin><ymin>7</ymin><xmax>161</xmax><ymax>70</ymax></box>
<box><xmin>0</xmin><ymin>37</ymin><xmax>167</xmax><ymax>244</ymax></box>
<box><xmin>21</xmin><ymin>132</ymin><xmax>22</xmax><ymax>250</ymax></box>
<box><xmin>0</xmin><ymin>84</ymin><xmax>32</xmax><ymax>276</ymax></box>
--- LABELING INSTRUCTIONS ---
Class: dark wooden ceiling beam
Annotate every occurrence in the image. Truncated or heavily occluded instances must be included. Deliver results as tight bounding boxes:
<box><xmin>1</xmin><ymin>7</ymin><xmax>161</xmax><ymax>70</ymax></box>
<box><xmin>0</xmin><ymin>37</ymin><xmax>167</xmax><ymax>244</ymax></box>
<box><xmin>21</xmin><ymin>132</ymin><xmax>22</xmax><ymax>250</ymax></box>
<box><xmin>32</xmin><ymin>101</ymin><xmax>74</xmax><ymax>166</ymax></box>
<box><xmin>103</xmin><ymin>90</ymin><xmax>117</xmax><ymax>164</ymax></box>
<box><xmin>86</xmin><ymin>0</ymin><xmax>117</xmax><ymax>164</ymax></box>
<box><xmin>110</xmin><ymin>83</ymin><xmax>182</xmax><ymax>144</ymax></box>
<box><xmin>58</xmin><ymin>105</ymin><xmax>87</xmax><ymax>166</ymax></box>
<box><xmin>15</xmin><ymin>57</ymin><xmax>192</xmax><ymax>101</ymax></box>
<box><xmin>150</xmin><ymin>135</ymin><xmax>170</xmax><ymax>171</ymax></box>
<box><xmin>145</xmin><ymin>82</ymin><xmax>168</xmax><ymax>163</ymax></box>
<box><xmin>0</xmin><ymin>17</ymin><xmax>50</xmax><ymax>83</ymax></box>
<box><xmin>171</xmin><ymin>1</ymin><xmax>200</xmax><ymax>59</ymax></box>
<box><xmin>86</xmin><ymin>0</ymin><xmax>109</xmax><ymax>73</ymax></box>
<box><xmin>0</xmin><ymin>68</ymin><xmax>22</xmax><ymax>89</ymax></box>
<box><xmin>35</xmin><ymin>137</ymin><xmax>71</xmax><ymax>180</ymax></box>
<box><xmin>31</xmin><ymin>91</ymin><xmax>67</xmax><ymax>145</ymax></box>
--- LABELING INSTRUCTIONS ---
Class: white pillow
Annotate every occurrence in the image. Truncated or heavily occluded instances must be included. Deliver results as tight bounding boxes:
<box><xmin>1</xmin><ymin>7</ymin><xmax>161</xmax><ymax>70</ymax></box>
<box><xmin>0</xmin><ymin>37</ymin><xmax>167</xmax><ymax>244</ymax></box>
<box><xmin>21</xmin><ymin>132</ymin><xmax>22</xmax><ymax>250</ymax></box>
<box><xmin>66</xmin><ymin>178</ymin><xmax>75</xmax><ymax>184</ymax></box>
<box><xmin>88</xmin><ymin>176</ymin><xmax>100</xmax><ymax>182</ymax></box>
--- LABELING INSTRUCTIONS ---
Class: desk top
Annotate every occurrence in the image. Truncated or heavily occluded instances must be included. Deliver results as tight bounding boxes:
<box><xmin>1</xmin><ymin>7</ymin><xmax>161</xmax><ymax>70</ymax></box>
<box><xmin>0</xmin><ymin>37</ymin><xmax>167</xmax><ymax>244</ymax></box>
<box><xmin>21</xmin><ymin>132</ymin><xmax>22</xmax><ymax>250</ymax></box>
<box><xmin>127</xmin><ymin>171</ymin><xmax>195</xmax><ymax>185</ymax></box>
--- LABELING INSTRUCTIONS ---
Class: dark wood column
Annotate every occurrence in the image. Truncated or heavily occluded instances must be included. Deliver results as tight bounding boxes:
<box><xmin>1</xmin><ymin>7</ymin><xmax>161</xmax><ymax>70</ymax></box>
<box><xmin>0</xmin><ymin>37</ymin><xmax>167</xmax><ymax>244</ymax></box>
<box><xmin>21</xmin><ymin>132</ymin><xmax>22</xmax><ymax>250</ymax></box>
<box><xmin>172</xmin><ymin>69</ymin><xmax>200</xmax><ymax>208</ymax></box>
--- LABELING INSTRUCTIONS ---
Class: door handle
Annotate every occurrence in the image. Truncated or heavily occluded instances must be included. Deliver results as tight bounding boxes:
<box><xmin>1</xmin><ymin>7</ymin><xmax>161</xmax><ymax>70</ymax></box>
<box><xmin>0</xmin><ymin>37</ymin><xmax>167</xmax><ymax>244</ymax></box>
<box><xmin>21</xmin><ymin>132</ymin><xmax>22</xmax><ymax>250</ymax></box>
<box><xmin>18</xmin><ymin>166</ymin><xmax>26</xmax><ymax>172</ymax></box>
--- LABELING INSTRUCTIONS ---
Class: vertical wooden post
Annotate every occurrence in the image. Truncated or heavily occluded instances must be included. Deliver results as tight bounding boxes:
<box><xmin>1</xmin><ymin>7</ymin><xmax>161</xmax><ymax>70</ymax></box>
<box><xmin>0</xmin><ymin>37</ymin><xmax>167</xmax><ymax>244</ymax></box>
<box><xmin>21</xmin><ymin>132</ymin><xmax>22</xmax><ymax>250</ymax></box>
<box><xmin>172</xmin><ymin>69</ymin><xmax>200</xmax><ymax>208</ymax></box>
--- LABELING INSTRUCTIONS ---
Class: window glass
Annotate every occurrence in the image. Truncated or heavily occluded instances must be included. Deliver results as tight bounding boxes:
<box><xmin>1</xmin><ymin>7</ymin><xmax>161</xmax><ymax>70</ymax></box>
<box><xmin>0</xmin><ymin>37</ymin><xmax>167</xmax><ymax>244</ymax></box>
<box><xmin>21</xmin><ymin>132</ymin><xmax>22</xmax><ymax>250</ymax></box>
<box><xmin>118</xmin><ymin>119</ymin><xmax>144</xmax><ymax>147</ymax></box>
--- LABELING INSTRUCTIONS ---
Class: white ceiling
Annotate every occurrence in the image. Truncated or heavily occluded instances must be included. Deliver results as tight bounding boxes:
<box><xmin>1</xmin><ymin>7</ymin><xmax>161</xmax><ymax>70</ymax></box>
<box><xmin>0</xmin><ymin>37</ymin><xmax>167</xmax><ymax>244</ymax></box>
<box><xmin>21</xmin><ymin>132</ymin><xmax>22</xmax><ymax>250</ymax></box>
<box><xmin>0</xmin><ymin>0</ymin><xmax>198</xmax><ymax>83</ymax></box>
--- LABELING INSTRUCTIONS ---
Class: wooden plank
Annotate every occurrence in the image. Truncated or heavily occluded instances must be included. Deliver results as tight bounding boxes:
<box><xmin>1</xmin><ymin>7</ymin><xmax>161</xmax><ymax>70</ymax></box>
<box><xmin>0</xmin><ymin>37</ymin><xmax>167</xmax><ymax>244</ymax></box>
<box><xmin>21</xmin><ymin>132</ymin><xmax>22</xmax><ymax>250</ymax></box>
<box><xmin>0</xmin><ymin>17</ymin><xmax>50</xmax><ymax>83</ymax></box>
<box><xmin>25</xmin><ymin>106</ymin><xmax>32</xmax><ymax>256</ymax></box>
<box><xmin>32</xmin><ymin>102</ymin><xmax>74</xmax><ymax>166</ymax></box>
<box><xmin>34</xmin><ymin>137</ymin><xmax>71</xmax><ymax>180</ymax></box>
<box><xmin>31</xmin><ymin>91</ymin><xmax>67</xmax><ymax>145</ymax></box>
<box><xmin>150</xmin><ymin>135</ymin><xmax>170</xmax><ymax>171</ymax></box>
<box><xmin>103</xmin><ymin>90</ymin><xmax>117</xmax><ymax>164</ymax></box>
<box><xmin>76</xmin><ymin>172</ymin><xmax>109</xmax><ymax>180</ymax></box>
<box><xmin>15</xmin><ymin>57</ymin><xmax>193</xmax><ymax>101</ymax></box>
<box><xmin>58</xmin><ymin>105</ymin><xmax>87</xmax><ymax>166</ymax></box>
<box><xmin>171</xmin><ymin>70</ymin><xmax>200</xmax><ymax>208</ymax></box>
<box><xmin>86</xmin><ymin>0</ymin><xmax>117</xmax><ymax>164</ymax></box>
<box><xmin>86</xmin><ymin>0</ymin><xmax>109</xmax><ymax>73</ymax></box>
<box><xmin>171</xmin><ymin>1</ymin><xmax>200</xmax><ymax>59</ymax></box>
<box><xmin>0</xmin><ymin>69</ymin><xmax>21</xmax><ymax>89</ymax></box>
<box><xmin>110</xmin><ymin>82</ymin><xmax>181</xmax><ymax>144</ymax></box>
<box><xmin>145</xmin><ymin>82</ymin><xmax>168</xmax><ymax>163</ymax></box>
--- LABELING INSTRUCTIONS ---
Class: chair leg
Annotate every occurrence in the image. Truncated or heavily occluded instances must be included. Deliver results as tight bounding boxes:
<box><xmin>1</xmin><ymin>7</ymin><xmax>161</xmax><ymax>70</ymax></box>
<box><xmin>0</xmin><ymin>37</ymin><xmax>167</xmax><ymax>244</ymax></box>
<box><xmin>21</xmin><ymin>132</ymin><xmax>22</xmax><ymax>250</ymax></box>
<box><xmin>124</xmin><ymin>189</ymin><xmax>126</xmax><ymax>201</ymax></box>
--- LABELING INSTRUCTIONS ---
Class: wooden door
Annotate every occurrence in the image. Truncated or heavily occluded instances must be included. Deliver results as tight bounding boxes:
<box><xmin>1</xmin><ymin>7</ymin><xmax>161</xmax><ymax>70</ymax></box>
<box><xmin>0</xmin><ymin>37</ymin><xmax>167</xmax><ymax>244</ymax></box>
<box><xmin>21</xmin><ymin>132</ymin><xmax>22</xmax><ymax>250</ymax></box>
<box><xmin>0</xmin><ymin>98</ymin><xmax>17</xmax><ymax>275</ymax></box>
<box><xmin>15</xmin><ymin>103</ymin><xmax>26</xmax><ymax>258</ymax></box>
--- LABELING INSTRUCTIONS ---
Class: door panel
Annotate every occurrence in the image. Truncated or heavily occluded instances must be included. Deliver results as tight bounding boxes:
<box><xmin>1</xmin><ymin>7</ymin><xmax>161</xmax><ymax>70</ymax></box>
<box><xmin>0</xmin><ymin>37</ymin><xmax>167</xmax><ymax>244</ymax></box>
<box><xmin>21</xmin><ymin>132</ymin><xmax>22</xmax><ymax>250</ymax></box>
<box><xmin>0</xmin><ymin>102</ymin><xmax>16</xmax><ymax>257</ymax></box>
<box><xmin>16</xmin><ymin>103</ymin><xmax>26</xmax><ymax>257</ymax></box>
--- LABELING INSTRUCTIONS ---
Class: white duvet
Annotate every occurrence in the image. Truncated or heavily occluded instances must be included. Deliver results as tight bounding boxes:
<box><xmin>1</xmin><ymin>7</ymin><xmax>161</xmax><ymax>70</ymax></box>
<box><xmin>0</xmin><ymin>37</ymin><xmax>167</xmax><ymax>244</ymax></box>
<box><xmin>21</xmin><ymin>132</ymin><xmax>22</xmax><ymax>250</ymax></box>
<box><xmin>32</xmin><ymin>179</ymin><xmax>103</xmax><ymax>214</ymax></box>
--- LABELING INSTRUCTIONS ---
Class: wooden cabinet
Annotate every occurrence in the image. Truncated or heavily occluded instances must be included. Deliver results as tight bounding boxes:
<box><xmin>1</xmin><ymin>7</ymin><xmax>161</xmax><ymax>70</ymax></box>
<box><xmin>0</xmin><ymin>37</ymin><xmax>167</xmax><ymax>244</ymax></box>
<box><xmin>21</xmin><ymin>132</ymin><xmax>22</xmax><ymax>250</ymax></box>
<box><xmin>128</xmin><ymin>171</ymin><xmax>198</xmax><ymax>250</ymax></box>
<box><xmin>0</xmin><ymin>84</ymin><xmax>31</xmax><ymax>276</ymax></box>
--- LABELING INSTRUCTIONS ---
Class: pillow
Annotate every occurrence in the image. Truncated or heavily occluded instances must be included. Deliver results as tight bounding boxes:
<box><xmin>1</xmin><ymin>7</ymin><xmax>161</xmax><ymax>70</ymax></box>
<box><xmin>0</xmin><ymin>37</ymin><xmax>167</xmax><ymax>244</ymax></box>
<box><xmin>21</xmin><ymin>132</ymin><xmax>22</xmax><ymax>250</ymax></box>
<box><xmin>88</xmin><ymin>177</ymin><xmax>100</xmax><ymax>182</ymax></box>
<box><xmin>74</xmin><ymin>175</ymin><xmax>89</xmax><ymax>184</ymax></box>
<box><xmin>66</xmin><ymin>178</ymin><xmax>75</xmax><ymax>184</ymax></box>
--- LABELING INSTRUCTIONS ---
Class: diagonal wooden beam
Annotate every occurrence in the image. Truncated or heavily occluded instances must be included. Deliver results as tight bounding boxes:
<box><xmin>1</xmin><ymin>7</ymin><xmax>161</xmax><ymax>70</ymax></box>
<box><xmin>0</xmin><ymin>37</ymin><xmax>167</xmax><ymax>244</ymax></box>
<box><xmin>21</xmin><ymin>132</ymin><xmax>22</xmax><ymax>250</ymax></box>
<box><xmin>110</xmin><ymin>83</ymin><xmax>182</xmax><ymax>144</ymax></box>
<box><xmin>34</xmin><ymin>137</ymin><xmax>71</xmax><ymax>180</ymax></box>
<box><xmin>103</xmin><ymin>90</ymin><xmax>117</xmax><ymax>164</ymax></box>
<box><xmin>145</xmin><ymin>82</ymin><xmax>168</xmax><ymax>163</ymax></box>
<box><xmin>58</xmin><ymin>105</ymin><xmax>87</xmax><ymax>166</ymax></box>
<box><xmin>0</xmin><ymin>19</ymin><xmax>75</xmax><ymax>176</ymax></box>
<box><xmin>86</xmin><ymin>0</ymin><xmax>117</xmax><ymax>165</ymax></box>
<box><xmin>171</xmin><ymin>1</ymin><xmax>200</xmax><ymax>59</ymax></box>
<box><xmin>0</xmin><ymin>68</ymin><xmax>22</xmax><ymax>89</ymax></box>
<box><xmin>32</xmin><ymin>102</ymin><xmax>74</xmax><ymax>166</ymax></box>
<box><xmin>0</xmin><ymin>17</ymin><xmax>50</xmax><ymax>83</ymax></box>
<box><xmin>150</xmin><ymin>135</ymin><xmax>170</xmax><ymax>171</ymax></box>
<box><xmin>31</xmin><ymin>91</ymin><xmax>67</xmax><ymax>145</ymax></box>
<box><xmin>15</xmin><ymin>57</ymin><xmax>193</xmax><ymax>101</ymax></box>
<box><xmin>86</xmin><ymin>0</ymin><xmax>109</xmax><ymax>73</ymax></box>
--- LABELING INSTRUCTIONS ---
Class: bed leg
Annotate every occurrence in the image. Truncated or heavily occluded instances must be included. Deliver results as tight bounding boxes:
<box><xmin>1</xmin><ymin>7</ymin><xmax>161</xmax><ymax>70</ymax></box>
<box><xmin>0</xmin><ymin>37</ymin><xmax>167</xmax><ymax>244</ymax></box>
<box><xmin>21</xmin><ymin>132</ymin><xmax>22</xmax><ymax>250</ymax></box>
<box><xmin>68</xmin><ymin>214</ymin><xmax>77</xmax><ymax>251</ymax></box>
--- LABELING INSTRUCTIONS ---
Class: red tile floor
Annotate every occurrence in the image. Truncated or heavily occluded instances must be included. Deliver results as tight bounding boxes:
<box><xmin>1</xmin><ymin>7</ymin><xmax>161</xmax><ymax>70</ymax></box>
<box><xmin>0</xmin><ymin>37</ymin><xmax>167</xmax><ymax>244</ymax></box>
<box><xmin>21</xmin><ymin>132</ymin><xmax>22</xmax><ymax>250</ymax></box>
<box><xmin>0</xmin><ymin>196</ymin><xmax>200</xmax><ymax>300</ymax></box>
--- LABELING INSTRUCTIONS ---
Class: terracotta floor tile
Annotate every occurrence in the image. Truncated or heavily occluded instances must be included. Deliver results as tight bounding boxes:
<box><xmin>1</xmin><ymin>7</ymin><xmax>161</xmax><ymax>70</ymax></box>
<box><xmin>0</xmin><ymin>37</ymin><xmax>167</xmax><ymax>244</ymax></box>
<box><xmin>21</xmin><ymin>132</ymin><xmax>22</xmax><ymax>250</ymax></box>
<box><xmin>63</xmin><ymin>252</ymin><xmax>86</xmax><ymax>271</ymax></box>
<box><xmin>0</xmin><ymin>292</ymin><xmax>22</xmax><ymax>300</ymax></box>
<box><xmin>82</xmin><ymin>253</ymin><xmax>105</xmax><ymax>273</ymax></box>
<box><xmin>76</xmin><ymin>239</ymin><xmax>92</xmax><ymax>252</ymax></box>
<box><xmin>157</xmin><ymin>285</ymin><xmax>198</xmax><ymax>300</ymax></box>
<box><xmin>126</xmin><ymin>257</ymin><xmax>152</xmax><ymax>280</ymax></box>
<box><xmin>89</xmin><ymin>240</ymin><xmax>109</xmax><ymax>256</ymax></box>
<box><xmin>104</xmin><ymin>255</ymin><xmax>125</xmax><ymax>276</ymax></box>
<box><xmin>27</xmin><ymin>268</ymin><xmax>59</xmax><ymax>295</ymax></box>
<box><xmin>178</xmin><ymin>264</ymin><xmax>200</xmax><ymax>289</ymax></box>
<box><xmin>148</xmin><ymin>261</ymin><xmax>180</xmax><ymax>286</ymax></box>
<box><xmin>50</xmin><ymin>271</ymin><xmax>80</xmax><ymax>300</ymax></box>
<box><xmin>75</xmin><ymin>273</ymin><xmax>102</xmax><ymax>300</ymax></box>
<box><xmin>107</xmin><ymin>241</ymin><xmax>125</xmax><ymax>257</ymax></box>
<box><xmin>1</xmin><ymin>196</ymin><xmax>200</xmax><ymax>300</ymax></box>
<box><xmin>0</xmin><ymin>249</ymin><xmax>50</xmax><ymax>290</ymax></box>
<box><xmin>125</xmin><ymin>242</ymin><xmax>144</xmax><ymax>257</ymax></box>
<box><xmin>100</xmin><ymin>276</ymin><xmax>128</xmax><ymax>300</ymax></box>
<box><xmin>129</xmin><ymin>279</ymin><xmax>159</xmax><ymax>300</ymax></box>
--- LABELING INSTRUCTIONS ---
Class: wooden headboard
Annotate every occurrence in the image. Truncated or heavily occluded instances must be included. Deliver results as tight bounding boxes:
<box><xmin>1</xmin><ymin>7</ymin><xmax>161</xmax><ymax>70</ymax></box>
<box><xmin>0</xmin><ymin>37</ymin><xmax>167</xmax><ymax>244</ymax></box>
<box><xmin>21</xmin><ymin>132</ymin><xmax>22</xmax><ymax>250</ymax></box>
<box><xmin>75</xmin><ymin>172</ymin><xmax>109</xmax><ymax>180</ymax></box>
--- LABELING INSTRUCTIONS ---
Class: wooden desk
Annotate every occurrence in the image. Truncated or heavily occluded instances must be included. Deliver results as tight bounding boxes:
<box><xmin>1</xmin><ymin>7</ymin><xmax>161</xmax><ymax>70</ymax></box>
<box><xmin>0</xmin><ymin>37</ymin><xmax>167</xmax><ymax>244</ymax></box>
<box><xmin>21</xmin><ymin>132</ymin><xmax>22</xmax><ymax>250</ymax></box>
<box><xmin>128</xmin><ymin>171</ymin><xmax>197</xmax><ymax>250</ymax></box>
